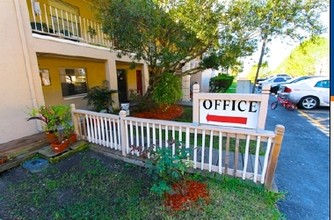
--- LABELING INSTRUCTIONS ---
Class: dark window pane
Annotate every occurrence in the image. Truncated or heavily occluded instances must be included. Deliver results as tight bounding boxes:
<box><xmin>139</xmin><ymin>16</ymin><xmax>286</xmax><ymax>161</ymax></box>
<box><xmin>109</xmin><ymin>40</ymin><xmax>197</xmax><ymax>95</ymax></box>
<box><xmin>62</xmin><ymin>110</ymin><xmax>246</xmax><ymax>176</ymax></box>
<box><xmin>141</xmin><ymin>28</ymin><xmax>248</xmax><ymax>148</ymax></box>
<box><xmin>60</xmin><ymin>68</ymin><xmax>87</xmax><ymax>97</ymax></box>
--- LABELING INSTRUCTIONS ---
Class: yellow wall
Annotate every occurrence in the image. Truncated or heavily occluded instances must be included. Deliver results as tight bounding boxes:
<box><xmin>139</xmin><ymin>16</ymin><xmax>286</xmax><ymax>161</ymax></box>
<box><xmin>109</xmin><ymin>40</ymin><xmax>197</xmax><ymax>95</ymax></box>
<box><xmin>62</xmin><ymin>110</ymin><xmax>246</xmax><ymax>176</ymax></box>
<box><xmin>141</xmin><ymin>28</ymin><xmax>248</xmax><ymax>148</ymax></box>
<box><xmin>37</xmin><ymin>56</ymin><xmax>106</xmax><ymax>108</ymax></box>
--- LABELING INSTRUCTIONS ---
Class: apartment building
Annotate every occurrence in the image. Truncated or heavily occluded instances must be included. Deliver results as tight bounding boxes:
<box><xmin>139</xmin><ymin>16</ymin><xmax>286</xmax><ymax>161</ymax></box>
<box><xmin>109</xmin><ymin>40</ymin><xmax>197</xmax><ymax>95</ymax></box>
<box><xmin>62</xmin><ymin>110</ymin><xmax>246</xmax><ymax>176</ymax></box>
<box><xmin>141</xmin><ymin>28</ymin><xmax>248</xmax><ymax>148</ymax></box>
<box><xmin>0</xmin><ymin>0</ymin><xmax>150</xmax><ymax>143</ymax></box>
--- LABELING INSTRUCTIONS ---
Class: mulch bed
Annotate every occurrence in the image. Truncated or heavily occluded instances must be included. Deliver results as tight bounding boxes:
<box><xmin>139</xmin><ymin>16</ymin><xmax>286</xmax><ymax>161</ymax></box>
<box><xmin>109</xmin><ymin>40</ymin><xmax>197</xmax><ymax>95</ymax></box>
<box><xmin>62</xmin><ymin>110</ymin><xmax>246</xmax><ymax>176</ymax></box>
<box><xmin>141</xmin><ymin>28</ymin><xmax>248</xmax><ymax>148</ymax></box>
<box><xmin>164</xmin><ymin>180</ymin><xmax>210</xmax><ymax>211</ymax></box>
<box><xmin>132</xmin><ymin>105</ymin><xmax>184</xmax><ymax>120</ymax></box>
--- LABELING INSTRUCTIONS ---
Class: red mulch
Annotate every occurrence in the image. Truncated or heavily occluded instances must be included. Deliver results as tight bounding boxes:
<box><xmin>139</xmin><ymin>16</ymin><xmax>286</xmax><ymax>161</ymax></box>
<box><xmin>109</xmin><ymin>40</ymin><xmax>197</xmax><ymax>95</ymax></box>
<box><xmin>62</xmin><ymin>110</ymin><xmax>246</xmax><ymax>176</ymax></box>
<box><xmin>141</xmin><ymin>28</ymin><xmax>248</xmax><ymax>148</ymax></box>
<box><xmin>164</xmin><ymin>180</ymin><xmax>209</xmax><ymax>211</ymax></box>
<box><xmin>132</xmin><ymin>105</ymin><xmax>184</xmax><ymax>120</ymax></box>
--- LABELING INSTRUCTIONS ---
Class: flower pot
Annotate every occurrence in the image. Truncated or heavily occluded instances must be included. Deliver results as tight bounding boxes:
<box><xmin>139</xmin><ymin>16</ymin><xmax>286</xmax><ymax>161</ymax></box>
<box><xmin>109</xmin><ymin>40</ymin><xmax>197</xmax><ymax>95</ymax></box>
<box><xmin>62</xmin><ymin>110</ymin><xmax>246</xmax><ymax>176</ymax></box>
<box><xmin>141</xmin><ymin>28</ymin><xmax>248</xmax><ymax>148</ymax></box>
<box><xmin>68</xmin><ymin>133</ymin><xmax>77</xmax><ymax>144</ymax></box>
<box><xmin>0</xmin><ymin>155</ymin><xmax>8</xmax><ymax>164</ymax></box>
<box><xmin>45</xmin><ymin>132</ymin><xmax>57</xmax><ymax>144</ymax></box>
<box><xmin>51</xmin><ymin>139</ymin><xmax>70</xmax><ymax>153</ymax></box>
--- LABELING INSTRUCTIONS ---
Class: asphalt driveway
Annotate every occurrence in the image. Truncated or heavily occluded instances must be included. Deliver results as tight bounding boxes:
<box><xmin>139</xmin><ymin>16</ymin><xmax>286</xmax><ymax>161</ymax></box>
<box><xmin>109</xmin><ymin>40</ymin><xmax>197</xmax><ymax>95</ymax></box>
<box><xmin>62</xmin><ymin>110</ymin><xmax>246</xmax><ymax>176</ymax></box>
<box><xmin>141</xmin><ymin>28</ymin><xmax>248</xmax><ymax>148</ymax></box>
<box><xmin>265</xmin><ymin>95</ymin><xmax>329</xmax><ymax>219</ymax></box>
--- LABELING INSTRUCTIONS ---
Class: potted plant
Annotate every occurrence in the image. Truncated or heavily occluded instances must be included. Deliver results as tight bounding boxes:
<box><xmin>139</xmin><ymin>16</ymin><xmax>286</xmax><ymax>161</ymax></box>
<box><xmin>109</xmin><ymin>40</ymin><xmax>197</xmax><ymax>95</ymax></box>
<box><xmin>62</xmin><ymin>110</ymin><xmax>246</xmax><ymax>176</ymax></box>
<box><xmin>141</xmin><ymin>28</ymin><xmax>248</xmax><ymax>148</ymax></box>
<box><xmin>27</xmin><ymin>105</ymin><xmax>76</xmax><ymax>152</ymax></box>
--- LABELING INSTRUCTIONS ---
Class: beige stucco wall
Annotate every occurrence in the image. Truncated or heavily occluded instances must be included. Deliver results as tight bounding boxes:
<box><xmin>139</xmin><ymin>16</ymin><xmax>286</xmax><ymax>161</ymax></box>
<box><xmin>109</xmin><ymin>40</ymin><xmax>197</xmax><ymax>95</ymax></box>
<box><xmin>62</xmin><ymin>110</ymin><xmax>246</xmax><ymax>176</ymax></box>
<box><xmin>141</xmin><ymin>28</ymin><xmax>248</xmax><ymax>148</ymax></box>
<box><xmin>0</xmin><ymin>0</ymin><xmax>44</xmax><ymax>144</ymax></box>
<box><xmin>0</xmin><ymin>0</ymin><xmax>149</xmax><ymax>144</ymax></box>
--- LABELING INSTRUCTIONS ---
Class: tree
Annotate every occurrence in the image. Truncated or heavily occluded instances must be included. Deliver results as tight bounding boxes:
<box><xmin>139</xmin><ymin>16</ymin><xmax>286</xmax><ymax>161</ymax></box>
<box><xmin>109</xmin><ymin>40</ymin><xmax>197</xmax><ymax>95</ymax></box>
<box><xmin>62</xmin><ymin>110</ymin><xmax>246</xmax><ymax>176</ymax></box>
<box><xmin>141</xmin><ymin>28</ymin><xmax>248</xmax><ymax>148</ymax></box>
<box><xmin>96</xmin><ymin>0</ymin><xmax>221</xmax><ymax>101</ymax></box>
<box><xmin>246</xmin><ymin>62</ymin><xmax>271</xmax><ymax>83</ymax></box>
<box><xmin>246</xmin><ymin>0</ymin><xmax>329</xmax><ymax>93</ymax></box>
<box><xmin>96</xmin><ymin>0</ymin><xmax>257</xmax><ymax>105</ymax></box>
<box><xmin>275</xmin><ymin>36</ymin><xmax>329</xmax><ymax>76</ymax></box>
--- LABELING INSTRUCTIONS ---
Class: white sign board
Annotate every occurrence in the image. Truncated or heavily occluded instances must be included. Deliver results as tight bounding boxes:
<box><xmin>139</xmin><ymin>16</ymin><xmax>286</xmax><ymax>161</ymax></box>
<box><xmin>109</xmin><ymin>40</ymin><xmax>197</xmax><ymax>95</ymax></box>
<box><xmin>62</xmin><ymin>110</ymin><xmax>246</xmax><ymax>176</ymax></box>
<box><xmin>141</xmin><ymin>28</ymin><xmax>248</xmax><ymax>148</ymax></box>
<box><xmin>199</xmin><ymin>99</ymin><xmax>260</xmax><ymax>129</ymax></box>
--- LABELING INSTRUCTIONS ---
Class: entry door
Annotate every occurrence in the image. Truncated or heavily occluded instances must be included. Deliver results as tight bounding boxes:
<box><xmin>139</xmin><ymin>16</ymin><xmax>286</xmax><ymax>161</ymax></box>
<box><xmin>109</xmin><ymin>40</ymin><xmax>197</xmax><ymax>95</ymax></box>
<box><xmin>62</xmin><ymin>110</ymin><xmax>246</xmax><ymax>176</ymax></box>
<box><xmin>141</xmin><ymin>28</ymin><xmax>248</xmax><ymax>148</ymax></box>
<box><xmin>117</xmin><ymin>69</ymin><xmax>128</xmax><ymax>103</ymax></box>
<box><xmin>136</xmin><ymin>70</ymin><xmax>143</xmax><ymax>95</ymax></box>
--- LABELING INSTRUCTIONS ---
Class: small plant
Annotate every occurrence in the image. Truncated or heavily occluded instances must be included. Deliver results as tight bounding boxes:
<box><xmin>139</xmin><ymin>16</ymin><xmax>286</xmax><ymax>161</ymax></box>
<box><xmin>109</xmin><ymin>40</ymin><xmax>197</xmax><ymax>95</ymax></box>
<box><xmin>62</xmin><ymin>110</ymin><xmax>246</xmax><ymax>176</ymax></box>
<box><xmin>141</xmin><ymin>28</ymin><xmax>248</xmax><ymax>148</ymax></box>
<box><xmin>27</xmin><ymin>105</ymin><xmax>74</xmax><ymax>142</ymax></box>
<box><xmin>138</xmin><ymin>140</ymin><xmax>191</xmax><ymax>196</ymax></box>
<box><xmin>128</xmin><ymin>89</ymin><xmax>142</xmax><ymax>102</ymax></box>
<box><xmin>84</xmin><ymin>80</ymin><xmax>117</xmax><ymax>113</ymax></box>
<box><xmin>87</xmin><ymin>26</ymin><xmax>97</xmax><ymax>38</ymax></box>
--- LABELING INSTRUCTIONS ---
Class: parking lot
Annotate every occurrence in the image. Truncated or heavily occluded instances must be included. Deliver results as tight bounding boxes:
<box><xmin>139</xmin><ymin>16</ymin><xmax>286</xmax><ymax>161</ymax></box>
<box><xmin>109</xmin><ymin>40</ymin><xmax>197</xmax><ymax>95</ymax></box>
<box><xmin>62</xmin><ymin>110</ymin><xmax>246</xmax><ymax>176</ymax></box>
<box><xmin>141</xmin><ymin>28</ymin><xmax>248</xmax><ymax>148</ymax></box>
<box><xmin>297</xmin><ymin>107</ymin><xmax>329</xmax><ymax>137</ymax></box>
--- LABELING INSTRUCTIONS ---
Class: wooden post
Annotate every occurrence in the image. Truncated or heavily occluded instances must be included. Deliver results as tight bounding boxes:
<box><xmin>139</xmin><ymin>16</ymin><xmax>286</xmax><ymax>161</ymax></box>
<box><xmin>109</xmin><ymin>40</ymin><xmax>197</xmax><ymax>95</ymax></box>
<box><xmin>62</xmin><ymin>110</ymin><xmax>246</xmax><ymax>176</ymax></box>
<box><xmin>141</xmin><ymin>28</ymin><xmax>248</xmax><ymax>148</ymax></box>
<box><xmin>192</xmin><ymin>83</ymin><xmax>200</xmax><ymax>125</ymax></box>
<box><xmin>119</xmin><ymin>110</ymin><xmax>127</xmax><ymax>156</ymax></box>
<box><xmin>70</xmin><ymin>104</ymin><xmax>80</xmax><ymax>140</ymax></box>
<box><xmin>257</xmin><ymin>84</ymin><xmax>270</xmax><ymax>130</ymax></box>
<box><xmin>265</xmin><ymin>124</ymin><xmax>285</xmax><ymax>189</ymax></box>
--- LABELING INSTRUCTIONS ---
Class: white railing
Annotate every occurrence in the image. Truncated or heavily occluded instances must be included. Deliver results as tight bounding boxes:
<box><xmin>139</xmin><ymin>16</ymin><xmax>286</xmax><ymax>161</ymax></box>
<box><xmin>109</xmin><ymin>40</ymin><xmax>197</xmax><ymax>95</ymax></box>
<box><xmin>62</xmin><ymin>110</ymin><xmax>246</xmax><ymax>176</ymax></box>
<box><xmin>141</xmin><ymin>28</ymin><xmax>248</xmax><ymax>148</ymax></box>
<box><xmin>27</xmin><ymin>0</ymin><xmax>114</xmax><ymax>47</ymax></box>
<box><xmin>71</xmin><ymin>105</ymin><xmax>285</xmax><ymax>189</ymax></box>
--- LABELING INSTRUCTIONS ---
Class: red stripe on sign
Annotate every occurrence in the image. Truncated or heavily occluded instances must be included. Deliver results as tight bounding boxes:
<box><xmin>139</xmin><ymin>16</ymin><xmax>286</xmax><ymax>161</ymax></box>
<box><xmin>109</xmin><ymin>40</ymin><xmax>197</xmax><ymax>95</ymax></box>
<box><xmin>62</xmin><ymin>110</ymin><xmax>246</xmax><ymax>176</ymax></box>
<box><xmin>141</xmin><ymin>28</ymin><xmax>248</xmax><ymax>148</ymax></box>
<box><xmin>206</xmin><ymin>114</ymin><xmax>247</xmax><ymax>124</ymax></box>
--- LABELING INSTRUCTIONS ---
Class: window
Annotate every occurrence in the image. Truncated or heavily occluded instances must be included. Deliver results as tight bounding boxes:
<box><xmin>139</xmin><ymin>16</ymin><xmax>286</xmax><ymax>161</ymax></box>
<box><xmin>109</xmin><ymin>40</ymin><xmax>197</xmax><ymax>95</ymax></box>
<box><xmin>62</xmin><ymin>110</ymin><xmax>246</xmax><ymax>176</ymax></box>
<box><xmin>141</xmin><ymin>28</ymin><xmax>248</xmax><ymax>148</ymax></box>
<box><xmin>315</xmin><ymin>80</ymin><xmax>329</xmax><ymax>88</ymax></box>
<box><xmin>273</xmin><ymin>78</ymin><xmax>286</xmax><ymax>82</ymax></box>
<box><xmin>59</xmin><ymin>68</ymin><xmax>87</xmax><ymax>97</ymax></box>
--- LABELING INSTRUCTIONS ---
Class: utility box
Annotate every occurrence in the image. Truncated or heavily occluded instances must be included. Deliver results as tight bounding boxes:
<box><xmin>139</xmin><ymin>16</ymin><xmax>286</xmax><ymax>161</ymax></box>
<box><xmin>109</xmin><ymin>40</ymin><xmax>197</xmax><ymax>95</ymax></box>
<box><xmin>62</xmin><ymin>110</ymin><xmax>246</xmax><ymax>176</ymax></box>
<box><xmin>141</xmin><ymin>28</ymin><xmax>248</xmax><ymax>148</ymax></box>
<box><xmin>236</xmin><ymin>79</ymin><xmax>252</xmax><ymax>93</ymax></box>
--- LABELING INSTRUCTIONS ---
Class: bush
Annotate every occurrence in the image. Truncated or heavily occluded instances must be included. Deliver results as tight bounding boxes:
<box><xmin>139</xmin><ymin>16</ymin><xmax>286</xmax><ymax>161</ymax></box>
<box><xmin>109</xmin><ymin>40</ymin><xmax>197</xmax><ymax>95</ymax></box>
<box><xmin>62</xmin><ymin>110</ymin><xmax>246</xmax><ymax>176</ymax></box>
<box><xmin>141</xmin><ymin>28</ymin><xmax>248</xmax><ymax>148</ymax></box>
<box><xmin>131</xmin><ymin>140</ymin><xmax>191</xmax><ymax>197</ymax></box>
<box><xmin>84</xmin><ymin>80</ymin><xmax>117</xmax><ymax>113</ymax></box>
<box><xmin>152</xmin><ymin>73</ymin><xmax>183</xmax><ymax>109</ymax></box>
<box><xmin>209</xmin><ymin>73</ymin><xmax>234</xmax><ymax>93</ymax></box>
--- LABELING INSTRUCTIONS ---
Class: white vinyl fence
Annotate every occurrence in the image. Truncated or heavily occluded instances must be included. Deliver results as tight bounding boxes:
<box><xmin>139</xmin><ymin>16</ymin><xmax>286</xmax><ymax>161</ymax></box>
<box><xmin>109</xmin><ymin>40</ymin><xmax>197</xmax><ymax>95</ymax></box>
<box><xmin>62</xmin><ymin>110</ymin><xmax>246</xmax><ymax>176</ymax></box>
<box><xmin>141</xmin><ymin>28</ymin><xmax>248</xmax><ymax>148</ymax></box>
<box><xmin>71</xmin><ymin>105</ymin><xmax>284</xmax><ymax>189</ymax></box>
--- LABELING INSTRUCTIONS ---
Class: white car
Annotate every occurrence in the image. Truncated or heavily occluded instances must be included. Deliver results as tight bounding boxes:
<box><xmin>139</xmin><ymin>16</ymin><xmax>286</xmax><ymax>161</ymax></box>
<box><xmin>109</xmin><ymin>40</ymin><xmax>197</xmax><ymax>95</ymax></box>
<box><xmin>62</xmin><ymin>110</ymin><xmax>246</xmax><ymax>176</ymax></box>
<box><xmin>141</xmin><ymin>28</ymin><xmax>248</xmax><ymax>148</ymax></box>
<box><xmin>278</xmin><ymin>76</ymin><xmax>329</xmax><ymax>110</ymax></box>
<box><xmin>258</xmin><ymin>75</ymin><xmax>292</xmax><ymax>90</ymax></box>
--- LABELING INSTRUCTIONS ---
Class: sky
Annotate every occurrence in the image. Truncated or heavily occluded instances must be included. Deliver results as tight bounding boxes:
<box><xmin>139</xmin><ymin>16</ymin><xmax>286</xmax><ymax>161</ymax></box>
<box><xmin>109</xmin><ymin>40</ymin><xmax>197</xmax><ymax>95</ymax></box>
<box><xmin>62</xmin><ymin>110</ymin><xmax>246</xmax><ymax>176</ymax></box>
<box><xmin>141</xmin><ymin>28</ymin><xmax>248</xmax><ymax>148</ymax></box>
<box><xmin>240</xmin><ymin>10</ymin><xmax>330</xmax><ymax>77</ymax></box>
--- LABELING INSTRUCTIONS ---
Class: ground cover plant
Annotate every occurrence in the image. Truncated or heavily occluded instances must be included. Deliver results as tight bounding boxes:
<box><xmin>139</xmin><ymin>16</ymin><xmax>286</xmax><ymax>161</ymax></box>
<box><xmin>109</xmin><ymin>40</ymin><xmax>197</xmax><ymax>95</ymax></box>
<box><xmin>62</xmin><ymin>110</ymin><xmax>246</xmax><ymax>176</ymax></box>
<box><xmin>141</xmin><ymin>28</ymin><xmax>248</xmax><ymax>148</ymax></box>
<box><xmin>0</xmin><ymin>150</ymin><xmax>284</xmax><ymax>219</ymax></box>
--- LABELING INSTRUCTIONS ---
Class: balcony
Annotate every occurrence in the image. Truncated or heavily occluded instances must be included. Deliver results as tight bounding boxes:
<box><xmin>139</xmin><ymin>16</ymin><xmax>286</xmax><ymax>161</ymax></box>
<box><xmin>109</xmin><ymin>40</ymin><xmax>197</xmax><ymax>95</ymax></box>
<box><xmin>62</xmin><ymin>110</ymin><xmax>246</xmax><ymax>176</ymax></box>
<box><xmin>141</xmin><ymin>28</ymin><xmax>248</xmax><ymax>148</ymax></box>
<box><xmin>26</xmin><ymin>0</ymin><xmax>114</xmax><ymax>48</ymax></box>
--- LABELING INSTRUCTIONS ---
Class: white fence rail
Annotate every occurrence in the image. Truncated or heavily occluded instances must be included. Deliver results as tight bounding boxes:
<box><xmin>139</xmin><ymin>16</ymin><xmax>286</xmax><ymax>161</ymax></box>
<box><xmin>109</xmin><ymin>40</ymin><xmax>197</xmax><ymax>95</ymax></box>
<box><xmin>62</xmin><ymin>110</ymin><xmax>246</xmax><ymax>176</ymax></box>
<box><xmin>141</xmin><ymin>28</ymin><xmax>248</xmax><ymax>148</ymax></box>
<box><xmin>71</xmin><ymin>105</ymin><xmax>285</xmax><ymax>189</ymax></box>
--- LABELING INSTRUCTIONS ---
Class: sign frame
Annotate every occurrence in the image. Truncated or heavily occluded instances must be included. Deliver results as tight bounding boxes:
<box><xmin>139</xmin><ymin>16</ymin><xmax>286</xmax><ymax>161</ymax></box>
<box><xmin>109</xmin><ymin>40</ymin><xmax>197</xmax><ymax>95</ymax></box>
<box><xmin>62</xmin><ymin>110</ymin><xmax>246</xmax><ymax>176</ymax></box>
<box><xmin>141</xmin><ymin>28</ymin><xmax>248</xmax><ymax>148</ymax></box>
<box><xmin>192</xmin><ymin>84</ymin><xmax>270</xmax><ymax>130</ymax></box>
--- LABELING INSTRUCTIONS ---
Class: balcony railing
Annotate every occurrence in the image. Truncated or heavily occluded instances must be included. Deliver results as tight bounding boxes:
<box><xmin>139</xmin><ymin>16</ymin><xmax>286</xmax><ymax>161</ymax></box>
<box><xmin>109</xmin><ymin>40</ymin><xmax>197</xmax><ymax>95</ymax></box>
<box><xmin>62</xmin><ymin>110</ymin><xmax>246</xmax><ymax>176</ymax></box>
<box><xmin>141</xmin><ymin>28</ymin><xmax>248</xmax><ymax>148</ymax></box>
<box><xmin>27</xmin><ymin>0</ymin><xmax>114</xmax><ymax>48</ymax></box>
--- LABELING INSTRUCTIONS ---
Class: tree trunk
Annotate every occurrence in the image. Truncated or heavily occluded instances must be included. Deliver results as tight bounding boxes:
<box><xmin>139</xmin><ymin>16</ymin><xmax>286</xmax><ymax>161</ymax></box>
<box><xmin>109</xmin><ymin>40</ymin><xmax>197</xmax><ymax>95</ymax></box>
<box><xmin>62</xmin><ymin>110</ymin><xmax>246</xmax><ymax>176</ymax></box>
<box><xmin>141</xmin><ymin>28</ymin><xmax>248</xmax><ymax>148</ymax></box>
<box><xmin>252</xmin><ymin>37</ymin><xmax>268</xmax><ymax>93</ymax></box>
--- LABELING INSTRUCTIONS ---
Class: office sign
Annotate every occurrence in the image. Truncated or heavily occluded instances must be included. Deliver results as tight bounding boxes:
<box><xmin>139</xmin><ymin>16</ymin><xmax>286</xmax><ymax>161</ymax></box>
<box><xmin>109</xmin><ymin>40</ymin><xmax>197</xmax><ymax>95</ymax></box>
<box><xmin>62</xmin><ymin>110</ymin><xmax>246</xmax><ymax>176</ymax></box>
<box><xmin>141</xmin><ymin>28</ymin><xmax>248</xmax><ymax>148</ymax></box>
<box><xmin>199</xmin><ymin>98</ymin><xmax>260</xmax><ymax>129</ymax></box>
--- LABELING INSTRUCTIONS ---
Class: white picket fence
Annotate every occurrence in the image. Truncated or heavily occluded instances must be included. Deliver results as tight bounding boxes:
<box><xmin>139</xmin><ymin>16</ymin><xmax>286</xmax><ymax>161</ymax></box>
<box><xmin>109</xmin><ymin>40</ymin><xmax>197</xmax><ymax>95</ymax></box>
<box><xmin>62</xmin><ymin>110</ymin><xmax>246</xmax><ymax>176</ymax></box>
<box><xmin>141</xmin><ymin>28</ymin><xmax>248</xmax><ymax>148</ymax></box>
<box><xmin>71</xmin><ymin>105</ymin><xmax>284</xmax><ymax>189</ymax></box>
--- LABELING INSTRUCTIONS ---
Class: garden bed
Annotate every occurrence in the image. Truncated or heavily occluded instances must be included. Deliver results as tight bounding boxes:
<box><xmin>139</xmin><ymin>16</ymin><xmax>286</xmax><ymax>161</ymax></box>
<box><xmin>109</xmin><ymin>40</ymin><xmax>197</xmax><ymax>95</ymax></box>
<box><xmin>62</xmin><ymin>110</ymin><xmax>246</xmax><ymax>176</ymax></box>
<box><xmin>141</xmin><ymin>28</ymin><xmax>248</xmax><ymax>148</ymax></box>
<box><xmin>0</xmin><ymin>149</ymin><xmax>283</xmax><ymax>219</ymax></box>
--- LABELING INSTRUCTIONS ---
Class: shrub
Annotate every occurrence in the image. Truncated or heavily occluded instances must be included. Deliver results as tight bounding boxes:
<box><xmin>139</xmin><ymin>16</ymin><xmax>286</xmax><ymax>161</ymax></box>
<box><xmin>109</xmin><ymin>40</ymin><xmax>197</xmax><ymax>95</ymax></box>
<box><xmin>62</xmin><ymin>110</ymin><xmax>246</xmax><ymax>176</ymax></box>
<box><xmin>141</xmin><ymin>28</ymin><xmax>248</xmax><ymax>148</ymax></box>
<box><xmin>152</xmin><ymin>73</ymin><xmax>183</xmax><ymax>110</ymax></box>
<box><xmin>84</xmin><ymin>80</ymin><xmax>117</xmax><ymax>113</ymax></box>
<box><xmin>209</xmin><ymin>73</ymin><xmax>234</xmax><ymax>93</ymax></box>
<box><xmin>132</xmin><ymin>140</ymin><xmax>191</xmax><ymax>197</ymax></box>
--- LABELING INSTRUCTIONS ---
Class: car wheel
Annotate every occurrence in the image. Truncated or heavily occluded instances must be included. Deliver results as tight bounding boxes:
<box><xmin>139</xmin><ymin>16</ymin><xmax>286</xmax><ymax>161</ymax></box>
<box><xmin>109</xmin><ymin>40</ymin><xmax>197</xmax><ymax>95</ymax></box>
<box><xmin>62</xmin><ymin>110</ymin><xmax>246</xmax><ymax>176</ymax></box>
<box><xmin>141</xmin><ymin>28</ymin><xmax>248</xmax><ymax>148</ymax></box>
<box><xmin>298</xmin><ymin>96</ymin><xmax>319</xmax><ymax>110</ymax></box>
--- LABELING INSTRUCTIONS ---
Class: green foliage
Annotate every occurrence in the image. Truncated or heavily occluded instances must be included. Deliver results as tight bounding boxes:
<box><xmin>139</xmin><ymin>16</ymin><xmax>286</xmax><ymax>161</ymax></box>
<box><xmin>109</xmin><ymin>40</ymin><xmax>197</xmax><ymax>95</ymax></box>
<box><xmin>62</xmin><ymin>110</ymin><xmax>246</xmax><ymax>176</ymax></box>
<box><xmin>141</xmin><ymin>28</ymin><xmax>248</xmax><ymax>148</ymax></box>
<box><xmin>209</xmin><ymin>73</ymin><xmax>235</xmax><ymax>93</ymax></box>
<box><xmin>246</xmin><ymin>62</ymin><xmax>271</xmax><ymax>83</ymax></box>
<box><xmin>228</xmin><ymin>0</ymin><xmax>328</xmax><ymax>86</ymax></box>
<box><xmin>274</xmin><ymin>36</ymin><xmax>329</xmax><ymax>76</ymax></box>
<box><xmin>144</xmin><ymin>141</ymin><xmax>191</xmax><ymax>196</ymax></box>
<box><xmin>27</xmin><ymin>105</ymin><xmax>73</xmax><ymax>139</ymax></box>
<box><xmin>84</xmin><ymin>80</ymin><xmax>117</xmax><ymax>113</ymax></box>
<box><xmin>152</xmin><ymin>72</ymin><xmax>182</xmax><ymax>108</ymax></box>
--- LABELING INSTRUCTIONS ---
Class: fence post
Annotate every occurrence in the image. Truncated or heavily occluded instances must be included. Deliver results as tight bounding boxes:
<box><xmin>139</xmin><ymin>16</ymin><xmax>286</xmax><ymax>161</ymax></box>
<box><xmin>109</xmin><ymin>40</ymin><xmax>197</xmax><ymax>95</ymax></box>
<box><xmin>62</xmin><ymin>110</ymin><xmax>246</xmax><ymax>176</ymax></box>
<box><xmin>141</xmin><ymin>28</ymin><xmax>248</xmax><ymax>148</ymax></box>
<box><xmin>265</xmin><ymin>124</ymin><xmax>285</xmax><ymax>189</ymax></box>
<box><xmin>257</xmin><ymin>84</ymin><xmax>270</xmax><ymax>130</ymax></box>
<box><xmin>70</xmin><ymin>104</ymin><xmax>80</xmax><ymax>140</ymax></box>
<box><xmin>119</xmin><ymin>110</ymin><xmax>127</xmax><ymax>156</ymax></box>
<box><xmin>192</xmin><ymin>83</ymin><xmax>200</xmax><ymax>125</ymax></box>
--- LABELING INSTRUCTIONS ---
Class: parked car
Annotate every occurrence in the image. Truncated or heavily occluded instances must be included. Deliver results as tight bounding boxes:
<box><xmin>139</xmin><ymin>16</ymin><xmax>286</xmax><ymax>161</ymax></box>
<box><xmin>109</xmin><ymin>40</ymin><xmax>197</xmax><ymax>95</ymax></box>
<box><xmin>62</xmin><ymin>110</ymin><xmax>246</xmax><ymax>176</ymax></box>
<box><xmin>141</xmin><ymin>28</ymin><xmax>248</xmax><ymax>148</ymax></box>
<box><xmin>278</xmin><ymin>76</ymin><xmax>329</xmax><ymax>110</ymax></box>
<box><xmin>270</xmin><ymin>75</ymin><xmax>318</xmax><ymax>94</ymax></box>
<box><xmin>258</xmin><ymin>75</ymin><xmax>292</xmax><ymax>90</ymax></box>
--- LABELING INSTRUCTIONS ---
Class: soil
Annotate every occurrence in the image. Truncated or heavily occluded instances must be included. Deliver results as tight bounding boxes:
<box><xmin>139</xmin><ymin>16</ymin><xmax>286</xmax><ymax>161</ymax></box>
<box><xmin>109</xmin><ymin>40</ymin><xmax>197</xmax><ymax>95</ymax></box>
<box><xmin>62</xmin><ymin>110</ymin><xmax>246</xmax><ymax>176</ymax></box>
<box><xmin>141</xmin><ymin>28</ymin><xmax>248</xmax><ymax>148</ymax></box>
<box><xmin>165</xmin><ymin>180</ymin><xmax>210</xmax><ymax>211</ymax></box>
<box><xmin>132</xmin><ymin>105</ymin><xmax>184</xmax><ymax>120</ymax></box>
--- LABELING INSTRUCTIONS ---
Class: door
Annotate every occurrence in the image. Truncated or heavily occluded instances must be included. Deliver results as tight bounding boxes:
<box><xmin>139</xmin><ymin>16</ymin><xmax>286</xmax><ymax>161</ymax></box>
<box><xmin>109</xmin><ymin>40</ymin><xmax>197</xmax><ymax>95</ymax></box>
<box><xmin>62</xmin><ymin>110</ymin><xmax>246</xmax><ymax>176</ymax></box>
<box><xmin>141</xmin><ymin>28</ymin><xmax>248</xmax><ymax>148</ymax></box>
<box><xmin>314</xmin><ymin>79</ymin><xmax>329</xmax><ymax>105</ymax></box>
<box><xmin>117</xmin><ymin>69</ymin><xmax>128</xmax><ymax>103</ymax></box>
<box><xmin>136</xmin><ymin>70</ymin><xmax>143</xmax><ymax>95</ymax></box>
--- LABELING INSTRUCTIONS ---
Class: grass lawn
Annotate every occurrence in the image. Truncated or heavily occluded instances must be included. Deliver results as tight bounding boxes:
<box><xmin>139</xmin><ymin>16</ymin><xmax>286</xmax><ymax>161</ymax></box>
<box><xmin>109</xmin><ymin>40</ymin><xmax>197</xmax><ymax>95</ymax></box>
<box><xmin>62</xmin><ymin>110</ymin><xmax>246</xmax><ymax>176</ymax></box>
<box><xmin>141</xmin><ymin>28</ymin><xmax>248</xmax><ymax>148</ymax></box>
<box><xmin>0</xmin><ymin>150</ymin><xmax>284</xmax><ymax>219</ymax></box>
